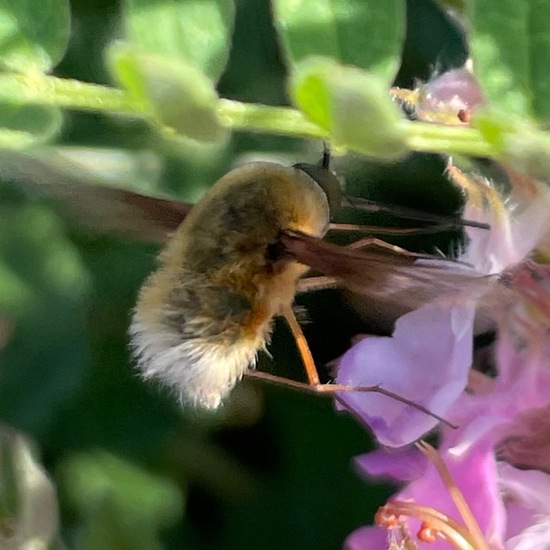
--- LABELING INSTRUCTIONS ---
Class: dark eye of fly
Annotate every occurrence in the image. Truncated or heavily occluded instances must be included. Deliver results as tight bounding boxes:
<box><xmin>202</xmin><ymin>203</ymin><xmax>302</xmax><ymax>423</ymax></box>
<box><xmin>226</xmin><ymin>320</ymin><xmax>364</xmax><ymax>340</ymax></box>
<box><xmin>292</xmin><ymin>163</ymin><xmax>342</xmax><ymax>216</ymax></box>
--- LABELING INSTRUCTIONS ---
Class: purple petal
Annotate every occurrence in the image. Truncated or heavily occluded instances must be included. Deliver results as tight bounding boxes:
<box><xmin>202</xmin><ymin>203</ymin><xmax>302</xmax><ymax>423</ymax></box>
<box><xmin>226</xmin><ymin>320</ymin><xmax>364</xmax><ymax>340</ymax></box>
<box><xmin>336</xmin><ymin>302</ymin><xmax>474</xmax><ymax>446</ymax></box>
<box><xmin>499</xmin><ymin>462</ymin><xmax>550</xmax><ymax>515</ymax></box>
<box><xmin>421</xmin><ymin>68</ymin><xmax>484</xmax><ymax>110</ymax></box>
<box><xmin>499</xmin><ymin>463</ymin><xmax>550</xmax><ymax>546</ymax></box>
<box><xmin>354</xmin><ymin>448</ymin><xmax>428</xmax><ymax>482</ymax></box>
<box><xmin>344</xmin><ymin>526</ymin><xmax>387</xmax><ymax>550</ymax></box>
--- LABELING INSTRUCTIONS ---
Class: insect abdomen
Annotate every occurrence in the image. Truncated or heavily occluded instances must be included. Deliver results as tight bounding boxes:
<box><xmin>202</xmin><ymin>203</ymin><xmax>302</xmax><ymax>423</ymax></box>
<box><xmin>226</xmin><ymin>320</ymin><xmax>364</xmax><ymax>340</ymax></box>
<box><xmin>130</xmin><ymin>162</ymin><xmax>331</xmax><ymax>409</ymax></box>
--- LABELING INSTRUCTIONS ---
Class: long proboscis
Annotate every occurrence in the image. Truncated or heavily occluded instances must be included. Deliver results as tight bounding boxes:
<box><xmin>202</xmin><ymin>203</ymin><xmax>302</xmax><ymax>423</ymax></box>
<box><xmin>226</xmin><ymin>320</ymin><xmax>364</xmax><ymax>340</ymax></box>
<box><xmin>346</xmin><ymin>196</ymin><xmax>490</xmax><ymax>230</ymax></box>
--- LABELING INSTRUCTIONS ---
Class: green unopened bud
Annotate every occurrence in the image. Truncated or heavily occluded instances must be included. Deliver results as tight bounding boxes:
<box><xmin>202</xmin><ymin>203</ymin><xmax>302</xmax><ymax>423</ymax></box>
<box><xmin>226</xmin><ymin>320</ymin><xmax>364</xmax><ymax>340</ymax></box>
<box><xmin>107</xmin><ymin>42</ymin><xmax>226</xmax><ymax>143</ymax></box>
<box><xmin>290</xmin><ymin>57</ymin><xmax>407</xmax><ymax>159</ymax></box>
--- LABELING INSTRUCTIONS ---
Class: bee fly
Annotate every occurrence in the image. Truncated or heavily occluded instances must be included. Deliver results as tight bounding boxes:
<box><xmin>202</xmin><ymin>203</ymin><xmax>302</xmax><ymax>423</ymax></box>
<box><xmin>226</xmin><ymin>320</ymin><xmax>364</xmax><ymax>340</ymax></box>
<box><xmin>0</xmin><ymin>148</ymin><xmax>485</xmax><ymax>424</ymax></box>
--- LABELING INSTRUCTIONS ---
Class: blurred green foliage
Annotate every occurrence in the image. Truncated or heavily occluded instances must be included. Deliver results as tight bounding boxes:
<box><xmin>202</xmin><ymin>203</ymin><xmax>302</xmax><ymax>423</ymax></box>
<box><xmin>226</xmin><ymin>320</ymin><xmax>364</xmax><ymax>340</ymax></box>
<box><xmin>0</xmin><ymin>0</ymin><xmax>481</xmax><ymax>548</ymax></box>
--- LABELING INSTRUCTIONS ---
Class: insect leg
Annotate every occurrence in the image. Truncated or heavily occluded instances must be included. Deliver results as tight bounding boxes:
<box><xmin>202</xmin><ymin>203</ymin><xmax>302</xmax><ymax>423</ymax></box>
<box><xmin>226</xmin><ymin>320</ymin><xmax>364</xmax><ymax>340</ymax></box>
<box><xmin>279</xmin><ymin>306</ymin><xmax>456</xmax><ymax>428</ymax></box>
<box><xmin>244</xmin><ymin>372</ymin><xmax>456</xmax><ymax>428</ymax></box>
<box><xmin>282</xmin><ymin>305</ymin><xmax>320</xmax><ymax>385</ymax></box>
<box><xmin>344</xmin><ymin>236</ymin><xmax>411</xmax><ymax>253</ymax></box>
<box><xmin>296</xmin><ymin>276</ymin><xmax>338</xmax><ymax>293</ymax></box>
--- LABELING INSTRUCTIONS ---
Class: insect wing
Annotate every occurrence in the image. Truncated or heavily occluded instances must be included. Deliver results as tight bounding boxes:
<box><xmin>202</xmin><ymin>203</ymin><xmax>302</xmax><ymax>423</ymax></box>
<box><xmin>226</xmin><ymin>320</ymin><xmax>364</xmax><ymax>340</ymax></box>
<box><xmin>281</xmin><ymin>231</ymin><xmax>493</xmax><ymax>310</ymax></box>
<box><xmin>0</xmin><ymin>150</ymin><xmax>192</xmax><ymax>243</ymax></box>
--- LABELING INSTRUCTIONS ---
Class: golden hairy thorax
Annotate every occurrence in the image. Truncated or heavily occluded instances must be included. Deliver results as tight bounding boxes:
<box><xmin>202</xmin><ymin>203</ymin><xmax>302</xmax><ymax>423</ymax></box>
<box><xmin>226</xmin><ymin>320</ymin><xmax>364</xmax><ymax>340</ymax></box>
<box><xmin>142</xmin><ymin>162</ymin><xmax>330</xmax><ymax>328</ymax></box>
<box><xmin>131</xmin><ymin>162</ymin><xmax>331</xmax><ymax>407</ymax></box>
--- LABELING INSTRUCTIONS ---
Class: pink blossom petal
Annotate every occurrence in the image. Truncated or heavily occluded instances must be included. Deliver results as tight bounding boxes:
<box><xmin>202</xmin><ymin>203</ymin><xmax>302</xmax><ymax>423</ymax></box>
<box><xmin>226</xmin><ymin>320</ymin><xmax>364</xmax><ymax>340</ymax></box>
<box><xmin>493</xmin><ymin>337</ymin><xmax>550</xmax><ymax>410</ymax></box>
<box><xmin>499</xmin><ymin>463</ymin><xmax>550</xmax><ymax>515</ymax></box>
<box><xmin>448</xmin><ymin>414</ymin><xmax>505</xmax><ymax>457</ymax></box>
<box><xmin>420</xmin><ymin>68</ymin><xmax>485</xmax><ymax>110</ymax></box>
<box><xmin>461</xmin><ymin>173</ymin><xmax>550</xmax><ymax>274</ymax></box>
<box><xmin>336</xmin><ymin>302</ymin><xmax>475</xmax><ymax>446</ymax></box>
<box><xmin>506</xmin><ymin>523</ymin><xmax>550</xmax><ymax>550</ymax></box>
<box><xmin>344</xmin><ymin>526</ymin><xmax>387</xmax><ymax>550</ymax></box>
<box><xmin>354</xmin><ymin>448</ymin><xmax>428</xmax><ymax>482</ymax></box>
<box><xmin>352</xmin><ymin>443</ymin><xmax>506</xmax><ymax>548</ymax></box>
<box><xmin>443</xmin><ymin>330</ymin><xmax>550</xmax><ymax>455</ymax></box>
<box><xmin>499</xmin><ymin>463</ymin><xmax>550</xmax><ymax>547</ymax></box>
<box><xmin>398</xmin><ymin>442</ymin><xmax>506</xmax><ymax>547</ymax></box>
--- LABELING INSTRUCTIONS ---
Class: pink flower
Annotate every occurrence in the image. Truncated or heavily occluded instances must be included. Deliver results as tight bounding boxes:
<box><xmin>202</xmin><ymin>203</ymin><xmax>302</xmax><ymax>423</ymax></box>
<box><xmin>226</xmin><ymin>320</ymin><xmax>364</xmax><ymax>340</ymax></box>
<box><xmin>416</xmin><ymin>67</ymin><xmax>485</xmax><ymax>124</ymax></box>
<box><xmin>336</xmin><ymin>302</ymin><xmax>475</xmax><ymax>447</ymax></box>
<box><xmin>335</xmin><ymin>108</ymin><xmax>550</xmax><ymax>547</ymax></box>
<box><xmin>499</xmin><ymin>464</ymin><xmax>550</xmax><ymax>548</ymax></box>
<box><xmin>346</xmin><ymin>441</ymin><xmax>550</xmax><ymax>549</ymax></box>
<box><xmin>336</xmin><ymin>159</ymin><xmax>550</xmax><ymax>447</ymax></box>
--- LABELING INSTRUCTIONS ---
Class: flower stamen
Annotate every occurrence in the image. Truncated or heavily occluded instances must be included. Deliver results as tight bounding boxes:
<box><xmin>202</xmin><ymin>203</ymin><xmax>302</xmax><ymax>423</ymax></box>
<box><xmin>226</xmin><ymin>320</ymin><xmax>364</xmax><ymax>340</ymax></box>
<box><xmin>418</xmin><ymin>521</ymin><xmax>438</xmax><ymax>543</ymax></box>
<box><xmin>377</xmin><ymin>500</ymin><xmax>475</xmax><ymax>549</ymax></box>
<box><xmin>375</xmin><ymin>507</ymin><xmax>418</xmax><ymax>549</ymax></box>
<box><xmin>417</xmin><ymin>441</ymin><xmax>491</xmax><ymax>550</ymax></box>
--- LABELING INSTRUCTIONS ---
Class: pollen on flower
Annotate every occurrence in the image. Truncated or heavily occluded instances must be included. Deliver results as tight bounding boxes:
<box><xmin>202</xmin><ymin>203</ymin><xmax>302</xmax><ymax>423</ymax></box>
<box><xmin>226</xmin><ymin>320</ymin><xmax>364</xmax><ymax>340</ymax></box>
<box><xmin>376</xmin><ymin>500</ymin><xmax>478</xmax><ymax>550</ymax></box>
<box><xmin>371</xmin><ymin>443</ymin><xmax>494</xmax><ymax>550</ymax></box>
<box><xmin>417</xmin><ymin>522</ymin><xmax>438</xmax><ymax>543</ymax></box>
<box><xmin>374</xmin><ymin>506</ymin><xmax>418</xmax><ymax>550</ymax></box>
<box><xmin>375</xmin><ymin>504</ymin><xmax>403</xmax><ymax>530</ymax></box>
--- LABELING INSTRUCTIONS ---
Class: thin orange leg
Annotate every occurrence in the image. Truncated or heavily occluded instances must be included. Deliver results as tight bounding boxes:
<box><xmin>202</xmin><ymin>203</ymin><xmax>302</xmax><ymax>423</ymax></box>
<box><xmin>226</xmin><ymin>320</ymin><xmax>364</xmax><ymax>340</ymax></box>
<box><xmin>282</xmin><ymin>305</ymin><xmax>320</xmax><ymax>385</ymax></box>
<box><xmin>244</xmin><ymin>306</ymin><xmax>456</xmax><ymax>428</ymax></box>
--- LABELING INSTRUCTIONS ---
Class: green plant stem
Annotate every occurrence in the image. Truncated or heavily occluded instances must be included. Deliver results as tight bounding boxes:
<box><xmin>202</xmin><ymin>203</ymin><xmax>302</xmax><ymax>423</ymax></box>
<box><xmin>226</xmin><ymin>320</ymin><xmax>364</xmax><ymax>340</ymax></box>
<box><xmin>216</xmin><ymin>99</ymin><xmax>327</xmax><ymax>138</ymax></box>
<box><xmin>217</xmin><ymin>100</ymin><xmax>498</xmax><ymax>157</ymax></box>
<box><xmin>0</xmin><ymin>72</ymin><xmax>143</xmax><ymax>114</ymax></box>
<box><xmin>404</xmin><ymin>121</ymin><xmax>499</xmax><ymax>157</ymax></box>
<box><xmin>0</xmin><ymin>73</ymin><xmax>499</xmax><ymax>158</ymax></box>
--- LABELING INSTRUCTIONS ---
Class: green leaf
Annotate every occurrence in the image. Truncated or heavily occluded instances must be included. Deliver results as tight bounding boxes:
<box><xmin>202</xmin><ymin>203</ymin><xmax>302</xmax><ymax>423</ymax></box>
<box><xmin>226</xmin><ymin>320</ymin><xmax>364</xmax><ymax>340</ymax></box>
<box><xmin>467</xmin><ymin>0</ymin><xmax>550</xmax><ymax>122</ymax></box>
<box><xmin>108</xmin><ymin>43</ymin><xmax>226</xmax><ymax>143</ymax></box>
<box><xmin>0</xmin><ymin>0</ymin><xmax>70</xmax><ymax>72</ymax></box>
<box><xmin>0</xmin><ymin>104</ymin><xmax>62</xmax><ymax>147</ymax></box>
<box><xmin>291</xmin><ymin>58</ymin><xmax>407</xmax><ymax>158</ymax></box>
<box><xmin>123</xmin><ymin>0</ymin><xmax>234</xmax><ymax>82</ymax></box>
<box><xmin>272</xmin><ymin>0</ymin><xmax>405</xmax><ymax>82</ymax></box>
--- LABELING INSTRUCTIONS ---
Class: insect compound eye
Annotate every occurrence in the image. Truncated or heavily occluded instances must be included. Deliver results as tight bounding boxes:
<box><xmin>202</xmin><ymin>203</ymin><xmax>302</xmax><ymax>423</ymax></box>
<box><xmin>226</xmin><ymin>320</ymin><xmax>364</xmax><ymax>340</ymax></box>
<box><xmin>292</xmin><ymin>162</ymin><xmax>343</xmax><ymax>216</ymax></box>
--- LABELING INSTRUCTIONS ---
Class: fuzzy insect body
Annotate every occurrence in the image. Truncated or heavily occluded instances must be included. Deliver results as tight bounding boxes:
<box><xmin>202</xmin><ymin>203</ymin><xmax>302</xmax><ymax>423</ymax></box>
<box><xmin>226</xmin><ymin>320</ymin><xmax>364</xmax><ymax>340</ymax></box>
<box><xmin>0</xmin><ymin>150</ymin><xmax>491</xmax><ymax>413</ymax></box>
<box><xmin>130</xmin><ymin>162</ymin><xmax>332</xmax><ymax>408</ymax></box>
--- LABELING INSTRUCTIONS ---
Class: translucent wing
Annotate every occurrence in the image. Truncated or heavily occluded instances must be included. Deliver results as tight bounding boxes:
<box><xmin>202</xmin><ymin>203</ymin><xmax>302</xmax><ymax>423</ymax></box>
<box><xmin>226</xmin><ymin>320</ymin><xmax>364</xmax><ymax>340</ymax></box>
<box><xmin>0</xmin><ymin>150</ymin><xmax>191</xmax><ymax>243</ymax></box>
<box><xmin>281</xmin><ymin>230</ymin><xmax>495</xmax><ymax>312</ymax></box>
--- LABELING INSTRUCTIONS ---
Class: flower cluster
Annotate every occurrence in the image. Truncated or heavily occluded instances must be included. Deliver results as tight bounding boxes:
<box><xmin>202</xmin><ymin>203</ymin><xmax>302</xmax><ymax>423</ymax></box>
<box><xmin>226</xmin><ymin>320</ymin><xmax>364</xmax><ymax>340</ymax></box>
<box><xmin>335</xmin><ymin>76</ymin><xmax>550</xmax><ymax>547</ymax></box>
